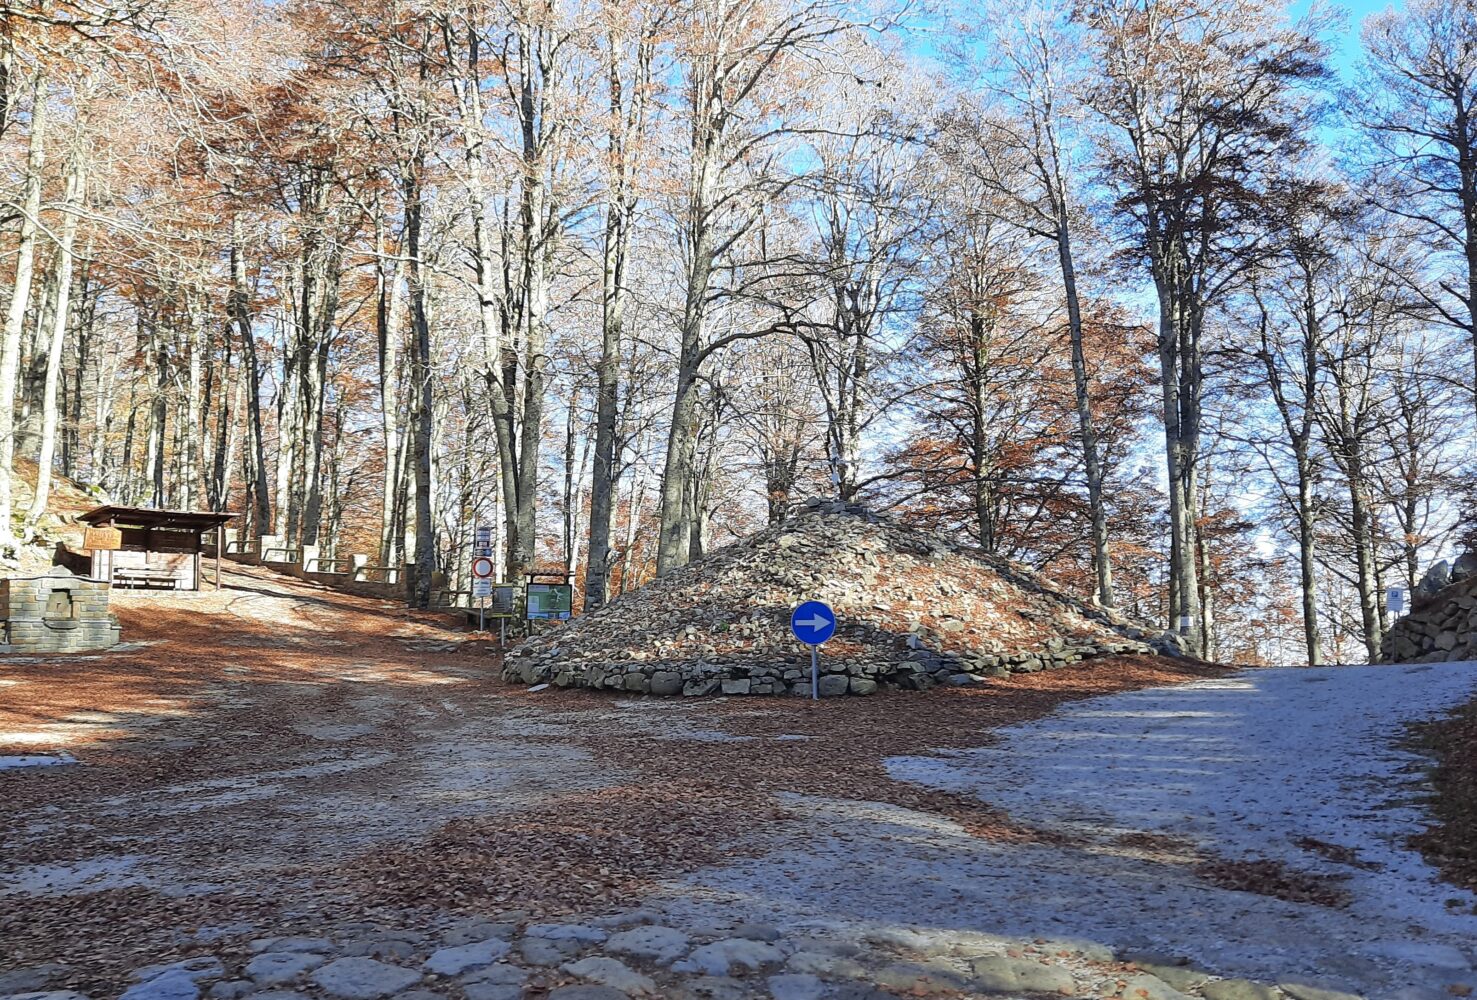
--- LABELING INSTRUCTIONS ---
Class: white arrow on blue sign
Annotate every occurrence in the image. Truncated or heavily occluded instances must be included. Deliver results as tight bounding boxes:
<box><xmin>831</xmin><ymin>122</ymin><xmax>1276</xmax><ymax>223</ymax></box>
<box><xmin>790</xmin><ymin>601</ymin><xmax>836</xmax><ymax>645</ymax></box>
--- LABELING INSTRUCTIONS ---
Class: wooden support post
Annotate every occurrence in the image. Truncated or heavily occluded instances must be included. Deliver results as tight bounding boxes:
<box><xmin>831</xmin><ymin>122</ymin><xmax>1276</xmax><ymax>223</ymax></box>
<box><xmin>215</xmin><ymin>523</ymin><xmax>224</xmax><ymax>590</ymax></box>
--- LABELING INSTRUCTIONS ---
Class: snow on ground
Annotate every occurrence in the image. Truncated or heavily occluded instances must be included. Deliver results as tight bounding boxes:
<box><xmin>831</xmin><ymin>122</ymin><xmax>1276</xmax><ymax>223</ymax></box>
<box><xmin>0</xmin><ymin>752</ymin><xmax>76</xmax><ymax>769</ymax></box>
<box><xmin>655</xmin><ymin>661</ymin><xmax>1477</xmax><ymax>997</ymax></box>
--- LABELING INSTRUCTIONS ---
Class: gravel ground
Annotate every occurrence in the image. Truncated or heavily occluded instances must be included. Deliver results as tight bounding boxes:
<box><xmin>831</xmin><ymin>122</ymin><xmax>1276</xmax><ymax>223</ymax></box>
<box><xmin>4</xmin><ymin>565</ymin><xmax>1475</xmax><ymax>1000</ymax></box>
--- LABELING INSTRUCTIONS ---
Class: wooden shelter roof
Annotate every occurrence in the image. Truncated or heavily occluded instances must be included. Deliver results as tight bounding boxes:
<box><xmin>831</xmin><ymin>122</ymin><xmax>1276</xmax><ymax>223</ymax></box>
<box><xmin>80</xmin><ymin>506</ymin><xmax>239</xmax><ymax>532</ymax></box>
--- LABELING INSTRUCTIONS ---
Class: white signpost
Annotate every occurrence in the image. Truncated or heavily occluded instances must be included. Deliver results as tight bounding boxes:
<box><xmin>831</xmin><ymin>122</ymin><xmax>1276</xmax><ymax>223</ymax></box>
<box><xmin>1387</xmin><ymin>586</ymin><xmax>1406</xmax><ymax>616</ymax></box>
<box><xmin>471</xmin><ymin>548</ymin><xmax>494</xmax><ymax>631</ymax></box>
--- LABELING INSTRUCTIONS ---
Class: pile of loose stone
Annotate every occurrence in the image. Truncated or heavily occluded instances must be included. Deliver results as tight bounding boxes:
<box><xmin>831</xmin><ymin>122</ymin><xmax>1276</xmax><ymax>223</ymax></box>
<box><xmin>0</xmin><ymin>908</ymin><xmax>1376</xmax><ymax>1000</ymax></box>
<box><xmin>505</xmin><ymin>499</ymin><xmax>1179</xmax><ymax>697</ymax></box>
<box><xmin>1382</xmin><ymin>551</ymin><xmax>1477</xmax><ymax>663</ymax></box>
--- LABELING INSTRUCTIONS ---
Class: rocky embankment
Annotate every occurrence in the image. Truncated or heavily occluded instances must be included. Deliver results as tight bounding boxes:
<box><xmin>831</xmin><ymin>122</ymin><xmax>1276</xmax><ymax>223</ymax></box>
<box><xmin>504</xmin><ymin>499</ymin><xmax>1179</xmax><ymax>696</ymax></box>
<box><xmin>1382</xmin><ymin>551</ymin><xmax>1477</xmax><ymax>663</ymax></box>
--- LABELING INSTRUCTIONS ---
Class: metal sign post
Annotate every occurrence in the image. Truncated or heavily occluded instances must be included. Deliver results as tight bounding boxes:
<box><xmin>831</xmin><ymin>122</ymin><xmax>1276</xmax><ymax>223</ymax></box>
<box><xmin>790</xmin><ymin>601</ymin><xmax>837</xmax><ymax>700</ymax></box>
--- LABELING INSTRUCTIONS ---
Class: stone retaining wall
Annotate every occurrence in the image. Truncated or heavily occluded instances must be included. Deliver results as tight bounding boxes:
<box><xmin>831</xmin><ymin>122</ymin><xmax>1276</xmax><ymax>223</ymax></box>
<box><xmin>1381</xmin><ymin>573</ymin><xmax>1477</xmax><ymax>663</ymax></box>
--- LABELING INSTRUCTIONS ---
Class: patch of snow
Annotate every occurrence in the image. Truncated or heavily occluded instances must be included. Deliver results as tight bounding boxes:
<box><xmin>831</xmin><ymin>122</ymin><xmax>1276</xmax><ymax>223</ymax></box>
<box><xmin>0</xmin><ymin>752</ymin><xmax>77</xmax><ymax>769</ymax></box>
<box><xmin>886</xmin><ymin>662</ymin><xmax>1477</xmax><ymax>934</ymax></box>
<box><xmin>1</xmin><ymin>855</ymin><xmax>152</xmax><ymax>894</ymax></box>
<box><xmin>655</xmin><ymin>661</ymin><xmax>1477</xmax><ymax>997</ymax></box>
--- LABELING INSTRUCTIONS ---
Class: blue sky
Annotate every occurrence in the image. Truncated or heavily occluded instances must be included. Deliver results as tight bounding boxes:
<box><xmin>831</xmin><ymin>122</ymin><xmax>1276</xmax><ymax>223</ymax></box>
<box><xmin>1304</xmin><ymin>0</ymin><xmax>1398</xmax><ymax>75</ymax></box>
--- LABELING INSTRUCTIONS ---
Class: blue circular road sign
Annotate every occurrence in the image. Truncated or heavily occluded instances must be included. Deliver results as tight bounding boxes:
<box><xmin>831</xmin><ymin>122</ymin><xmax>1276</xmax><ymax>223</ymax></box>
<box><xmin>791</xmin><ymin>601</ymin><xmax>837</xmax><ymax>645</ymax></box>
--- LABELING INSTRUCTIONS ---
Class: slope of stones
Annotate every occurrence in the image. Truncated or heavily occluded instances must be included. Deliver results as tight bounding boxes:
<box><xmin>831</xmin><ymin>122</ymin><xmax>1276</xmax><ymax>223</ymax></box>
<box><xmin>504</xmin><ymin>499</ymin><xmax>1176</xmax><ymax>696</ymax></box>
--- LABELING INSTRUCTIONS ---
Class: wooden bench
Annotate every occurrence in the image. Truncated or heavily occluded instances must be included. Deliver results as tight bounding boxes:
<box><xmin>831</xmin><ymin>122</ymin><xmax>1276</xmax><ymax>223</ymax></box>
<box><xmin>113</xmin><ymin>568</ymin><xmax>182</xmax><ymax>590</ymax></box>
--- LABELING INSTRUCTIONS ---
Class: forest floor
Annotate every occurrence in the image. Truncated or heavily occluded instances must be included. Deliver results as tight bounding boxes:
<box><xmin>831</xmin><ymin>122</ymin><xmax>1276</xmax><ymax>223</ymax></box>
<box><xmin>2</xmin><ymin>563</ymin><xmax>1475</xmax><ymax>1000</ymax></box>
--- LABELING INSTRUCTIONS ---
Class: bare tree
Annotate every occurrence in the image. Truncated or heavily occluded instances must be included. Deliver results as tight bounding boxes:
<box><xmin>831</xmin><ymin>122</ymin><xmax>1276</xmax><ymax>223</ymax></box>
<box><xmin>1352</xmin><ymin>0</ymin><xmax>1477</xmax><ymax>419</ymax></box>
<box><xmin>1083</xmin><ymin>0</ymin><xmax>1326</xmax><ymax>653</ymax></box>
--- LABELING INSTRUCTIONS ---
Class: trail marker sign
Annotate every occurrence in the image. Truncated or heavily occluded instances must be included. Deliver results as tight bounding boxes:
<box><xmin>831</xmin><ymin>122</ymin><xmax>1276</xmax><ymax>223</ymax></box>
<box><xmin>791</xmin><ymin>601</ymin><xmax>836</xmax><ymax>700</ymax></box>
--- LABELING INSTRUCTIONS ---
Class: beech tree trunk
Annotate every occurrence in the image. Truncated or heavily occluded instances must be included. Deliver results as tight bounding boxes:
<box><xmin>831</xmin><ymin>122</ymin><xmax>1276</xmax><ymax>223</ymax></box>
<box><xmin>26</xmin><ymin>153</ymin><xmax>82</xmax><ymax>525</ymax></box>
<box><xmin>230</xmin><ymin>224</ymin><xmax>272</xmax><ymax>536</ymax></box>
<box><xmin>0</xmin><ymin>73</ymin><xmax>46</xmax><ymax>550</ymax></box>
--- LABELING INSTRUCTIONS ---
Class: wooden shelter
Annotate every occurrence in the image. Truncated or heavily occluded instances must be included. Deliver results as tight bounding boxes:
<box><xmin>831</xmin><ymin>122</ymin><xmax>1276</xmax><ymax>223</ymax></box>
<box><xmin>79</xmin><ymin>506</ymin><xmax>239</xmax><ymax>591</ymax></box>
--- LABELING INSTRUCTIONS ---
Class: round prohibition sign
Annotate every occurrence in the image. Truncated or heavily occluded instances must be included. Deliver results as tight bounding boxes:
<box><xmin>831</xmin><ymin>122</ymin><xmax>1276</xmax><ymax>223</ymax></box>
<box><xmin>471</xmin><ymin>556</ymin><xmax>495</xmax><ymax>580</ymax></box>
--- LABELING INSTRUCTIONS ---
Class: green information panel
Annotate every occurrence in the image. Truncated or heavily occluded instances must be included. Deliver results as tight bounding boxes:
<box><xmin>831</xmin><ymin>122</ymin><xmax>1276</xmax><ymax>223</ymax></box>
<box><xmin>526</xmin><ymin>583</ymin><xmax>573</xmax><ymax>620</ymax></box>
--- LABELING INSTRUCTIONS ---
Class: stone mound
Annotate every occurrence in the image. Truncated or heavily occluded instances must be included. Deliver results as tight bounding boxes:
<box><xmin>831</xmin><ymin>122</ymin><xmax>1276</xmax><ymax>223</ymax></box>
<box><xmin>504</xmin><ymin>499</ymin><xmax>1177</xmax><ymax>696</ymax></box>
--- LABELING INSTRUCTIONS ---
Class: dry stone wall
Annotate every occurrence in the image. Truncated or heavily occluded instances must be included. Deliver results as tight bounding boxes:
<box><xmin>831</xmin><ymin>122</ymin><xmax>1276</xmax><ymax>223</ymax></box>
<box><xmin>1381</xmin><ymin>567</ymin><xmax>1477</xmax><ymax>664</ymax></box>
<box><xmin>504</xmin><ymin>499</ymin><xmax>1180</xmax><ymax>696</ymax></box>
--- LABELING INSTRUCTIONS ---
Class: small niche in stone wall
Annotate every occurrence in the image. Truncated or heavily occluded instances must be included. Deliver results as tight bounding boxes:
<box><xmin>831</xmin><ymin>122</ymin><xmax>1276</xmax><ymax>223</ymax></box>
<box><xmin>1</xmin><ymin>567</ymin><xmax>120</xmax><ymax>654</ymax></box>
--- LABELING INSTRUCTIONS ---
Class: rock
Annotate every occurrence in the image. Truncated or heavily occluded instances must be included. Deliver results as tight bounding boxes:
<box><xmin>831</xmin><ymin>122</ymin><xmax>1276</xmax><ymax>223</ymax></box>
<box><xmin>872</xmin><ymin>961</ymin><xmax>967</xmax><ymax>994</ymax></box>
<box><xmin>131</xmin><ymin>959</ymin><xmax>225</xmax><ymax>985</ymax></box>
<box><xmin>967</xmin><ymin>955</ymin><xmax>1075</xmax><ymax>995</ymax></box>
<box><xmin>649</xmin><ymin>671</ymin><xmax>683</xmax><ymax>695</ymax></box>
<box><xmin>680</xmin><ymin>939</ymin><xmax>786</xmax><ymax>976</ymax></box>
<box><xmin>784</xmin><ymin>953</ymin><xmax>866</xmax><ymax>979</ymax></box>
<box><xmin>245</xmin><ymin>953</ymin><xmax>326</xmax><ymax>987</ymax></box>
<box><xmin>250</xmin><ymin>938</ymin><xmax>335</xmax><ymax>955</ymax></box>
<box><xmin>1279</xmin><ymin>985</ymin><xmax>1366</xmax><ymax>1000</ymax></box>
<box><xmin>526</xmin><ymin>924</ymin><xmax>608</xmax><ymax>944</ymax></box>
<box><xmin>390</xmin><ymin>993</ymin><xmax>445</xmax><ymax>1000</ymax></box>
<box><xmin>605</xmin><ymin>925</ymin><xmax>691</xmax><ymax>965</ymax></box>
<box><xmin>0</xmin><ymin>994</ymin><xmax>90</xmax><ymax>1000</ymax></box>
<box><xmin>1119</xmin><ymin>973</ymin><xmax>1195</xmax><ymax>1000</ymax></box>
<box><xmin>1418</xmin><ymin>560</ymin><xmax>1453</xmax><ymax>599</ymax></box>
<box><xmin>592</xmin><ymin>911</ymin><xmax>663</xmax><ymax>929</ymax></box>
<box><xmin>457</xmin><ymin>987</ymin><xmax>518</xmax><ymax>1000</ymax></box>
<box><xmin>546</xmin><ymin>989</ymin><xmax>630</xmax><ymax>1000</ymax></box>
<box><xmin>817</xmin><ymin>675</ymin><xmax>849</xmax><ymax>698</ymax></box>
<box><xmin>1452</xmin><ymin>551</ymin><xmax>1477</xmax><ymax>582</ymax></box>
<box><xmin>1200</xmin><ymin>983</ymin><xmax>1283</xmax><ymax>1000</ymax></box>
<box><xmin>311</xmin><ymin>959</ymin><xmax>423</xmax><ymax>1000</ymax></box>
<box><xmin>206</xmin><ymin>983</ymin><xmax>254</xmax><ymax>1000</ymax></box>
<box><xmin>1134</xmin><ymin>964</ymin><xmax>1210</xmax><ymax>992</ymax></box>
<box><xmin>459</xmin><ymin>967</ymin><xmax>525</xmax><ymax>989</ymax></box>
<box><xmin>519</xmin><ymin>937</ymin><xmax>582</xmax><ymax>966</ymax></box>
<box><xmin>561</xmin><ymin>957</ymin><xmax>655</xmax><ymax>995</ymax></box>
<box><xmin>442</xmin><ymin>921</ymin><xmax>517</xmax><ymax>947</ymax></box>
<box><xmin>120</xmin><ymin>973</ymin><xmax>201</xmax><ymax>1000</ymax></box>
<box><xmin>848</xmin><ymin>677</ymin><xmax>877</xmax><ymax>695</ymax></box>
<box><xmin>424</xmin><ymin>939</ymin><xmax>511</xmax><ymax>977</ymax></box>
<box><xmin>343</xmin><ymin>935</ymin><xmax>421</xmax><ymax>962</ymax></box>
<box><xmin>0</xmin><ymin>966</ymin><xmax>70</xmax><ymax>995</ymax></box>
<box><xmin>765</xmin><ymin>974</ymin><xmax>825</xmax><ymax>1000</ymax></box>
<box><xmin>731</xmin><ymin>923</ymin><xmax>783</xmax><ymax>943</ymax></box>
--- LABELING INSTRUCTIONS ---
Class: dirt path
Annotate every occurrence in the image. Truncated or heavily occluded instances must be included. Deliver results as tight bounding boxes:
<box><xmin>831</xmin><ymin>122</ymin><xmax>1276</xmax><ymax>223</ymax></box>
<box><xmin>3</xmin><ymin>567</ymin><xmax>1469</xmax><ymax>1000</ymax></box>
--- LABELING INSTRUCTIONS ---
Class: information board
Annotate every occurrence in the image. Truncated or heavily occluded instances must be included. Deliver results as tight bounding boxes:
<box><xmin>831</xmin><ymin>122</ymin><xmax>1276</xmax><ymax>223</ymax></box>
<box><xmin>526</xmin><ymin>582</ymin><xmax>573</xmax><ymax>620</ymax></box>
<box><xmin>488</xmin><ymin>584</ymin><xmax>518</xmax><ymax>617</ymax></box>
